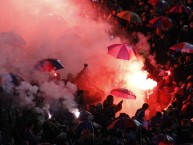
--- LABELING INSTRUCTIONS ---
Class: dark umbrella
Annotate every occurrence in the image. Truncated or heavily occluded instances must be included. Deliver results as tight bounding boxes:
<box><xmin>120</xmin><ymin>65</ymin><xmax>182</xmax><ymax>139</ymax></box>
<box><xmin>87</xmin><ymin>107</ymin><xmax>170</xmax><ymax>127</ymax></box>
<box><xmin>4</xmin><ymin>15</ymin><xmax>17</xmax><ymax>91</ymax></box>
<box><xmin>152</xmin><ymin>133</ymin><xmax>174</xmax><ymax>145</ymax></box>
<box><xmin>75</xmin><ymin>121</ymin><xmax>100</xmax><ymax>135</ymax></box>
<box><xmin>1</xmin><ymin>73</ymin><xmax>24</xmax><ymax>86</ymax></box>
<box><xmin>9</xmin><ymin>73</ymin><xmax>25</xmax><ymax>86</ymax></box>
<box><xmin>146</xmin><ymin>16</ymin><xmax>173</xmax><ymax>29</ymax></box>
<box><xmin>34</xmin><ymin>58</ymin><xmax>64</xmax><ymax>72</ymax></box>
<box><xmin>108</xmin><ymin>117</ymin><xmax>141</xmax><ymax>130</ymax></box>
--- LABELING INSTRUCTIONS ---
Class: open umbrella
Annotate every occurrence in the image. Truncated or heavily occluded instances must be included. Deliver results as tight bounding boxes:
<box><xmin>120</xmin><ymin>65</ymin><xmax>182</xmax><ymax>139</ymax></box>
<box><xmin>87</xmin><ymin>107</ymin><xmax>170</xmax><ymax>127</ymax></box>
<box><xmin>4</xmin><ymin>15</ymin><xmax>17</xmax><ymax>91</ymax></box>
<box><xmin>9</xmin><ymin>73</ymin><xmax>25</xmax><ymax>86</ymax></box>
<box><xmin>169</xmin><ymin>42</ymin><xmax>193</xmax><ymax>53</ymax></box>
<box><xmin>34</xmin><ymin>58</ymin><xmax>64</xmax><ymax>72</ymax></box>
<box><xmin>1</xmin><ymin>73</ymin><xmax>24</xmax><ymax>87</ymax></box>
<box><xmin>75</xmin><ymin>121</ymin><xmax>93</xmax><ymax>134</ymax></box>
<box><xmin>117</xmin><ymin>11</ymin><xmax>141</xmax><ymax>23</ymax></box>
<box><xmin>149</xmin><ymin>0</ymin><xmax>170</xmax><ymax>11</ymax></box>
<box><xmin>75</xmin><ymin>121</ymin><xmax>101</xmax><ymax>135</ymax></box>
<box><xmin>110</xmin><ymin>88</ymin><xmax>136</xmax><ymax>99</ymax></box>
<box><xmin>107</xmin><ymin>43</ymin><xmax>137</xmax><ymax>60</ymax></box>
<box><xmin>0</xmin><ymin>32</ymin><xmax>26</xmax><ymax>47</ymax></box>
<box><xmin>152</xmin><ymin>133</ymin><xmax>174</xmax><ymax>145</ymax></box>
<box><xmin>169</xmin><ymin>4</ymin><xmax>192</xmax><ymax>14</ymax></box>
<box><xmin>146</xmin><ymin>16</ymin><xmax>173</xmax><ymax>29</ymax></box>
<box><xmin>108</xmin><ymin>117</ymin><xmax>141</xmax><ymax>129</ymax></box>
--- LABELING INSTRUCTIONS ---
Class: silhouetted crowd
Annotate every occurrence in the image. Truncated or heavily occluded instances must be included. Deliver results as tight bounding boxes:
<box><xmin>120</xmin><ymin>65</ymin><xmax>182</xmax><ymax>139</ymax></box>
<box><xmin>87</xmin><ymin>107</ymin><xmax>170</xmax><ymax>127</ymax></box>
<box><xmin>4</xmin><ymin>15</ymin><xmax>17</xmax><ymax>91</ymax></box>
<box><xmin>1</xmin><ymin>0</ymin><xmax>193</xmax><ymax>145</ymax></box>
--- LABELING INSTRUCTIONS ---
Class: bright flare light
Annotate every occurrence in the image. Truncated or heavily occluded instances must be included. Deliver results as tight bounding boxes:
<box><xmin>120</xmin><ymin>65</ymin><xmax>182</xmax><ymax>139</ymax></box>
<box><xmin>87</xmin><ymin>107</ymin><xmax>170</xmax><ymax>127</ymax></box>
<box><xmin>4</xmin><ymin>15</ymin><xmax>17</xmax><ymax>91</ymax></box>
<box><xmin>71</xmin><ymin>108</ymin><xmax>80</xmax><ymax>118</ymax></box>
<box><xmin>125</xmin><ymin>60</ymin><xmax>157</xmax><ymax>91</ymax></box>
<box><xmin>48</xmin><ymin>111</ymin><xmax>52</xmax><ymax>119</ymax></box>
<box><xmin>128</xmin><ymin>71</ymin><xmax>157</xmax><ymax>90</ymax></box>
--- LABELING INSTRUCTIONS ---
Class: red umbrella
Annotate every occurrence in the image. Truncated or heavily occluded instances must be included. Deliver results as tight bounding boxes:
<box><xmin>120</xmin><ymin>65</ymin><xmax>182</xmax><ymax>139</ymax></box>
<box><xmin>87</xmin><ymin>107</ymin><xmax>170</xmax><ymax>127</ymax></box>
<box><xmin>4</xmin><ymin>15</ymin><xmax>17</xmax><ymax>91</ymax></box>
<box><xmin>169</xmin><ymin>4</ymin><xmax>192</xmax><ymax>14</ymax></box>
<box><xmin>108</xmin><ymin>117</ymin><xmax>141</xmax><ymax>129</ymax></box>
<box><xmin>110</xmin><ymin>88</ymin><xmax>136</xmax><ymax>99</ymax></box>
<box><xmin>146</xmin><ymin>16</ymin><xmax>173</xmax><ymax>29</ymax></box>
<box><xmin>169</xmin><ymin>42</ymin><xmax>193</xmax><ymax>53</ymax></box>
<box><xmin>117</xmin><ymin>11</ymin><xmax>141</xmax><ymax>23</ymax></box>
<box><xmin>148</xmin><ymin>0</ymin><xmax>170</xmax><ymax>11</ymax></box>
<box><xmin>107</xmin><ymin>43</ymin><xmax>137</xmax><ymax>60</ymax></box>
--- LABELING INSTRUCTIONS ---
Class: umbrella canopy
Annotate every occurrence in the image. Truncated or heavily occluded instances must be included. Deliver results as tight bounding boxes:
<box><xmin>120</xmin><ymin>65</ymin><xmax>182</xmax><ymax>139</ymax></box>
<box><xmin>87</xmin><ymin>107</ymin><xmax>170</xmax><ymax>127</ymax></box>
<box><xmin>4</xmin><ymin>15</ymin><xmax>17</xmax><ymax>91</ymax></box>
<box><xmin>9</xmin><ymin>73</ymin><xmax>25</xmax><ymax>86</ymax></box>
<box><xmin>152</xmin><ymin>133</ymin><xmax>174</xmax><ymax>145</ymax></box>
<box><xmin>108</xmin><ymin>117</ymin><xmax>141</xmax><ymax>129</ymax></box>
<box><xmin>75</xmin><ymin>121</ymin><xmax>93</xmax><ymax>134</ymax></box>
<box><xmin>151</xmin><ymin>0</ymin><xmax>170</xmax><ymax>11</ymax></box>
<box><xmin>169</xmin><ymin>42</ymin><xmax>193</xmax><ymax>53</ymax></box>
<box><xmin>107</xmin><ymin>43</ymin><xmax>136</xmax><ymax>60</ymax></box>
<box><xmin>1</xmin><ymin>73</ymin><xmax>24</xmax><ymax>86</ymax></box>
<box><xmin>0</xmin><ymin>32</ymin><xmax>26</xmax><ymax>47</ymax></box>
<box><xmin>169</xmin><ymin>4</ymin><xmax>192</xmax><ymax>14</ymax></box>
<box><xmin>117</xmin><ymin>11</ymin><xmax>141</xmax><ymax>23</ymax></box>
<box><xmin>75</xmin><ymin>121</ymin><xmax>101</xmax><ymax>135</ymax></box>
<box><xmin>146</xmin><ymin>16</ymin><xmax>173</xmax><ymax>29</ymax></box>
<box><xmin>34</xmin><ymin>58</ymin><xmax>64</xmax><ymax>72</ymax></box>
<box><xmin>110</xmin><ymin>88</ymin><xmax>136</xmax><ymax>99</ymax></box>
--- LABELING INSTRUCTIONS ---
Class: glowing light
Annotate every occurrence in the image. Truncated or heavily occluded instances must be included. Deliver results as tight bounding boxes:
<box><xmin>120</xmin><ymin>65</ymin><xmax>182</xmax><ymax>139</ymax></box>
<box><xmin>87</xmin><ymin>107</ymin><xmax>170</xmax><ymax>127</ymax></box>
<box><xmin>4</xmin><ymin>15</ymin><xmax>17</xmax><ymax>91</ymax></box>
<box><xmin>124</xmin><ymin>60</ymin><xmax>157</xmax><ymax>91</ymax></box>
<box><xmin>71</xmin><ymin>108</ymin><xmax>80</xmax><ymax>118</ymax></box>
<box><xmin>54</xmin><ymin>72</ymin><xmax>58</xmax><ymax>77</ymax></box>
<box><xmin>166</xmin><ymin>71</ymin><xmax>171</xmax><ymax>76</ymax></box>
<box><xmin>48</xmin><ymin>111</ymin><xmax>52</xmax><ymax>119</ymax></box>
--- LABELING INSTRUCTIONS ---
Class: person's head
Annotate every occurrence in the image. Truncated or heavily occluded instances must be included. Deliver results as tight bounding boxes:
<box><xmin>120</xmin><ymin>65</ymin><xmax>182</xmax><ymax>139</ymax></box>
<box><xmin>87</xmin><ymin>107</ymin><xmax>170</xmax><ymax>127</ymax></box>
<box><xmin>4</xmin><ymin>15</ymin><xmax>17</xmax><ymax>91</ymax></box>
<box><xmin>189</xmin><ymin>21</ymin><xmax>193</xmax><ymax>29</ymax></box>
<box><xmin>182</xmin><ymin>119</ymin><xmax>191</xmax><ymax>126</ymax></box>
<box><xmin>142</xmin><ymin>103</ymin><xmax>149</xmax><ymax>110</ymax></box>
<box><xmin>171</xmin><ymin>101</ymin><xmax>177</xmax><ymax>108</ymax></box>
<box><xmin>141</xmin><ymin>15</ymin><xmax>147</xmax><ymax>22</ymax></box>
<box><xmin>106</xmin><ymin>95</ymin><xmax>114</xmax><ymax>103</ymax></box>
<box><xmin>77</xmin><ymin>90</ymin><xmax>85</xmax><ymax>96</ymax></box>
<box><xmin>155</xmin><ymin>111</ymin><xmax>162</xmax><ymax>118</ymax></box>
<box><xmin>107</xmin><ymin>94</ymin><xmax>113</xmax><ymax>100</ymax></box>
<box><xmin>96</xmin><ymin>103</ymin><xmax>103</xmax><ymax>110</ymax></box>
<box><xmin>185</xmin><ymin>55</ymin><xmax>191</xmax><ymax>62</ymax></box>
<box><xmin>182</xmin><ymin>25</ymin><xmax>189</xmax><ymax>32</ymax></box>
<box><xmin>144</xmin><ymin>4</ymin><xmax>150</xmax><ymax>11</ymax></box>
<box><xmin>146</xmin><ymin>32</ymin><xmax>152</xmax><ymax>39</ymax></box>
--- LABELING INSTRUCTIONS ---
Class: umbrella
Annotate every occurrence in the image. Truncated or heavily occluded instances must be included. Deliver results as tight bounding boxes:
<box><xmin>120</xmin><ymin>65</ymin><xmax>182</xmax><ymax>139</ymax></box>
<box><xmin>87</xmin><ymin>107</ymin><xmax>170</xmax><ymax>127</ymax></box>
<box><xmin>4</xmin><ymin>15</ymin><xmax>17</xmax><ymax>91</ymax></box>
<box><xmin>149</xmin><ymin>0</ymin><xmax>170</xmax><ymax>11</ymax></box>
<box><xmin>107</xmin><ymin>43</ymin><xmax>137</xmax><ymax>60</ymax></box>
<box><xmin>1</xmin><ymin>73</ymin><xmax>24</xmax><ymax>86</ymax></box>
<box><xmin>110</xmin><ymin>88</ymin><xmax>136</xmax><ymax>99</ymax></box>
<box><xmin>108</xmin><ymin>117</ymin><xmax>141</xmax><ymax>129</ymax></box>
<box><xmin>75</xmin><ymin>121</ymin><xmax>101</xmax><ymax>135</ymax></box>
<box><xmin>75</xmin><ymin>121</ymin><xmax>93</xmax><ymax>134</ymax></box>
<box><xmin>169</xmin><ymin>4</ymin><xmax>192</xmax><ymax>14</ymax></box>
<box><xmin>9</xmin><ymin>73</ymin><xmax>25</xmax><ymax>86</ymax></box>
<box><xmin>117</xmin><ymin>11</ymin><xmax>141</xmax><ymax>23</ymax></box>
<box><xmin>152</xmin><ymin>133</ymin><xmax>174</xmax><ymax>145</ymax></box>
<box><xmin>79</xmin><ymin>110</ymin><xmax>93</xmax><ymax>121</ymax></box>
<box><xmin>146</xmin><ymin>16</ymin><xmax>173</xmax><ymax>29</ymax></box>
<box><xmin>169</xmin><ymin>42</ymin><xmax>193</xmax><ymax>53</ymax></box>
<box><xmin>0</xmin><ymin>32</ymin><xmax>26</xmax><ymax>47</ymax></box>
<box><xmin>34</xmin><ymin>58</ymin><xmax>64</xmax><ymax>72</ymax></box>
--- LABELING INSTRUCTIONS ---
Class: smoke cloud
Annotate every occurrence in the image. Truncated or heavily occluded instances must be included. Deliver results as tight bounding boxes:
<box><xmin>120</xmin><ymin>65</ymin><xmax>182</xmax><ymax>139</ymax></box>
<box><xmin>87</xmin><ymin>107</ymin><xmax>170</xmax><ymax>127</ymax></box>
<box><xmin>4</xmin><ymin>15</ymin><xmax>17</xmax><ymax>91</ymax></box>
<box><xmin>0</xmin><ymin>0</ymin><xmax>156</xmax><ymax>117</ymax></box>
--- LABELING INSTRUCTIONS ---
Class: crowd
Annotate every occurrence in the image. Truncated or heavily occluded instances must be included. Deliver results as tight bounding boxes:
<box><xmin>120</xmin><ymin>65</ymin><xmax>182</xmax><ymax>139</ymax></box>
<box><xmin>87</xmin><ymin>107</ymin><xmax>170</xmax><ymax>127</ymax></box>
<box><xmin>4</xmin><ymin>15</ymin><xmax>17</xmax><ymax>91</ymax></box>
<box><xmin>1</xmin><ymin>0</ymin><xmax>193</xmax><ymax>145</ymax></box>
